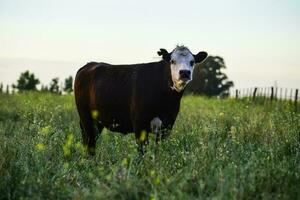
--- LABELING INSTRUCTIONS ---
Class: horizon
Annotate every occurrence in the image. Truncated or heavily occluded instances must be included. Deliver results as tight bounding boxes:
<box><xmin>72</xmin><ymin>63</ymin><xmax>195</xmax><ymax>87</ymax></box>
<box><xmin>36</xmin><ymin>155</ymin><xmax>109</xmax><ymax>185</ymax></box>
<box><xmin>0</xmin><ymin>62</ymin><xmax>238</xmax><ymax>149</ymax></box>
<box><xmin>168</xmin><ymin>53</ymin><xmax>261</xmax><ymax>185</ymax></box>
<box><xmin>0</xmin><ymin>0</ymin><xmax>299</xmax><ymax>90</ymax></box>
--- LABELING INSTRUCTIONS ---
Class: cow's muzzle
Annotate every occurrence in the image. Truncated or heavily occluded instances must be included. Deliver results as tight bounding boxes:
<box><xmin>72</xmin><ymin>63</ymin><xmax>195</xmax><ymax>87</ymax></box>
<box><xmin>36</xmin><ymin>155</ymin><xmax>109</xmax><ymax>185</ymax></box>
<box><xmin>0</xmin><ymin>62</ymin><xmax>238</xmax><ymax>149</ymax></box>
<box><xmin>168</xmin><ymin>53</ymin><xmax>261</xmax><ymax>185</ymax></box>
<box><xmin>179</xmin><ymin>70</ymin><xmax>191</xmax><ymax>82</ymax></box>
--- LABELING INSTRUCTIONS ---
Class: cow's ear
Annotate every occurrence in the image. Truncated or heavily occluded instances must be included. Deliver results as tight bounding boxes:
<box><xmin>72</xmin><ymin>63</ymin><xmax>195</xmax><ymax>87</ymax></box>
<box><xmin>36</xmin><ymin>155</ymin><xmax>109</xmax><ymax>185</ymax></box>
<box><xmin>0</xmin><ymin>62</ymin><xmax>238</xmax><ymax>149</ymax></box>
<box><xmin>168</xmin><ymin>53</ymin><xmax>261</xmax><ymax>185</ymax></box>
<box><xmin>157</xmin><ymin>48</ymin><xmax>171</xmax><ymax>62</ymax></box>
<box><xmin>194</xmin><ymin>51</ymin><xmax>208</xmax><ymax>63</ymax></box>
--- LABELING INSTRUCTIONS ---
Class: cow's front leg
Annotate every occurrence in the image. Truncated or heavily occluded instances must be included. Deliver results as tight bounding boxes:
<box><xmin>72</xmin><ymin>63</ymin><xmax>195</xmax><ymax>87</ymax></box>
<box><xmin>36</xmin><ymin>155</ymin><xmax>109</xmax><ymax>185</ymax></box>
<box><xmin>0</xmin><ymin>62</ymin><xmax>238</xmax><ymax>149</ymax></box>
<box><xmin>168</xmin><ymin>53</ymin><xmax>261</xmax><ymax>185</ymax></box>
<box><xmin>159</xmin><ymin>116</ymin><xmax>175</xmax><ymax>141</ymax></box>
<box><xmin>150</xmin><ymin>117</ymin><xmax>163</xmax><ymax>143</ymax></box>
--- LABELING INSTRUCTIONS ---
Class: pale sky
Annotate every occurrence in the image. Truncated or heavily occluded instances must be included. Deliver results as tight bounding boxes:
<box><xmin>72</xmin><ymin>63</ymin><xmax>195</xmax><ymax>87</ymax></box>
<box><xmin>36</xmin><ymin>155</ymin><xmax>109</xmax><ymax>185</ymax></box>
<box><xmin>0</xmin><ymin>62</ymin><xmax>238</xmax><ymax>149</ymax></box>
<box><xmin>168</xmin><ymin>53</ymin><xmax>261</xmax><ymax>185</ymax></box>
<box><xmin>0</xmin><ymin>0</ymin><xmax>299</xmax><ymax>90</ymax></box>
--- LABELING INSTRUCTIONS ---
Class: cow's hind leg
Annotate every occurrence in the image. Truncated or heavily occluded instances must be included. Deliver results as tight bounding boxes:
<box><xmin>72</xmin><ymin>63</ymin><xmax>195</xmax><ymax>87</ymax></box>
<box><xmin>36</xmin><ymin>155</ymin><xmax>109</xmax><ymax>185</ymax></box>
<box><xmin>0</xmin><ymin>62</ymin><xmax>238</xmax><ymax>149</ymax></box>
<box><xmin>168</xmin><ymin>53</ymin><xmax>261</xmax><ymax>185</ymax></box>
<box><xmin>79</xmin><ymin>115</ymin><xmax>97</xmax><ymax>156</ymax></box>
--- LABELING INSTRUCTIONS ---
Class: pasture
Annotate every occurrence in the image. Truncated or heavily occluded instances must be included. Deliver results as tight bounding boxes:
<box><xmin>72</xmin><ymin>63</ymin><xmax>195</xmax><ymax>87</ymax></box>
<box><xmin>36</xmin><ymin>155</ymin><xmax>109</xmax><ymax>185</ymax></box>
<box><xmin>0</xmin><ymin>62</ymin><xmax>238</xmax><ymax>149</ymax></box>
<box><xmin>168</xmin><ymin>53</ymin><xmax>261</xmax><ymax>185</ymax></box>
<box><xmin>0</xmin><ymin>93</ymin><xmax>299</xmax><ymax>199</ymax></box>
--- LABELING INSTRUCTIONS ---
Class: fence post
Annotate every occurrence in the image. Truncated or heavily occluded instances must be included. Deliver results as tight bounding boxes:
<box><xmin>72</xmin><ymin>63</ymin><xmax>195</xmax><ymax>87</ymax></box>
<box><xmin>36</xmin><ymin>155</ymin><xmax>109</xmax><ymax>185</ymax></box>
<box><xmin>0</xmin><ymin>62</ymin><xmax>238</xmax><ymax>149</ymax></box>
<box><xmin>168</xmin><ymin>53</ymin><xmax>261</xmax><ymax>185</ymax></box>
<box><xmin>253</xmin><ymin>87</ymin><xmax>257</xmax><ymax>100</ymax></box>
<box><xmin>295</xmin><ymin>89</ymin><xmax>298</xmax><ymax>112</ymax></box>
<box><xmin>6</xmin><ymin>85</ymin><xmax>9</xmax><ymax>94</ymax></box>
<box><xmin>270</xmin><ymin>87</ymin><xmax>274</xmax><ymax>101</ymax></box>
<box><xmin>235</xmin><ymin>89</ymin><xmax>239</xmax><ymax>99</ymax></box>
<box><xmin>0</xmin><ymin>83</ymin><xmax>3</xmax><ymax>94</ymax></box>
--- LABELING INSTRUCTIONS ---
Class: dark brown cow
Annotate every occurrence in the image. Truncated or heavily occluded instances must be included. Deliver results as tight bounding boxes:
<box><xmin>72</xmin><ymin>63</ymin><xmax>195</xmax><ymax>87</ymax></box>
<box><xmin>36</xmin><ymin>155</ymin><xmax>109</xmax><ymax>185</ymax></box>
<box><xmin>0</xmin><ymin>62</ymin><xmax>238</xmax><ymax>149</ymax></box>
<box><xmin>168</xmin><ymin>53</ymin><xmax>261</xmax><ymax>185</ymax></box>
<box><xmin>74</xmin><ymin>46</ymin><xmax>207</xmax><ymax>155</ymax></box>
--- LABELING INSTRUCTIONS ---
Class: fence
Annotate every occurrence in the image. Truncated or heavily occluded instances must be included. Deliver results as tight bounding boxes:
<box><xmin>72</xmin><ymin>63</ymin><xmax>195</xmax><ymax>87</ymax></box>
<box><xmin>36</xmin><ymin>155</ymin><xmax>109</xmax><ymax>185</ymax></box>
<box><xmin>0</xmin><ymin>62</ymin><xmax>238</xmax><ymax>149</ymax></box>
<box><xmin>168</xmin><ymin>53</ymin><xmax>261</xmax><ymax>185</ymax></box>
<box><xmin>231</xmin><ymin>87</ymin><xmax>299</xmax><ymax>111</ymax></box>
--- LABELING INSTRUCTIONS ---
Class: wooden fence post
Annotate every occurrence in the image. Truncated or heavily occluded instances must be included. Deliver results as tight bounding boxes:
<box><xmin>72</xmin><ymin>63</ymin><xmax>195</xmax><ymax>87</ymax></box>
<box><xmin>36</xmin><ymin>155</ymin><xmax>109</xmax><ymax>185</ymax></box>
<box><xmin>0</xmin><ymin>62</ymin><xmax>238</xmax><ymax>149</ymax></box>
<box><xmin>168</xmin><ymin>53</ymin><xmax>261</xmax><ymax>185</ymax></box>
<box><xmin>270</xmin><ymin>87</ymin><xmax>274</xmax><ymax>101</ymax></box>
<box><xmin>6</xmin><ymin>85</ymin><xmax>9</xmax><ymax>94</ymax></box>
<box><xmin>253</xmin><ymin>87</ymin><xmax>257</xmax><ymax>100</ymax></box>
<box><xmin>295</xmin><ymin>89</ymin><xmax>298</xmax><ymax>112</ymax></box>
<box><xmin>0</xmin><ymin>83</ymin><xmax>3</xmax><ymax>94</ymax></box>
<box><xmin>236</xmin><ymin>89</ymin><xmax>239</xmax><ymax>99</ymax></box>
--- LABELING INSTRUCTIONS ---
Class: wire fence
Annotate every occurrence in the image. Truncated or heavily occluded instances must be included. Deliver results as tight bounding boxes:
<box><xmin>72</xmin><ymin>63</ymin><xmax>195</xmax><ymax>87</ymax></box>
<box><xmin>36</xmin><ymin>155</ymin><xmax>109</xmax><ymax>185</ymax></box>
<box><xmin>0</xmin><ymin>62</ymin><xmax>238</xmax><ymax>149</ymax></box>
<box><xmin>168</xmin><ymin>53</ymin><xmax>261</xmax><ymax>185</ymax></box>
<box><xmin>230</xmin><ymin>87</ymin><xmax>299</xmax><ymax>111</ymax></box>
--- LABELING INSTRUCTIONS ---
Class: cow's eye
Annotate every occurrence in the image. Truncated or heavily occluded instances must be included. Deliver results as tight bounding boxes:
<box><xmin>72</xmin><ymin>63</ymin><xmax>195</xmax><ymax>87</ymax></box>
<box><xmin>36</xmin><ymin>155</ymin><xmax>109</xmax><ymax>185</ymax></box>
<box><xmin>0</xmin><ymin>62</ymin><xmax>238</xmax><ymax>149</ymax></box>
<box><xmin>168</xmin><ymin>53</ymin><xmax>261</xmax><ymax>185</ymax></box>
<box><xmin>190</xmin><ymin>60</ymin><xmax>195</xmax><ymax>66</ymax></box>
<box><xmin>170</xmin><ymin>60</ymin><xmax>176</xmax><ymax>65</ymax></box>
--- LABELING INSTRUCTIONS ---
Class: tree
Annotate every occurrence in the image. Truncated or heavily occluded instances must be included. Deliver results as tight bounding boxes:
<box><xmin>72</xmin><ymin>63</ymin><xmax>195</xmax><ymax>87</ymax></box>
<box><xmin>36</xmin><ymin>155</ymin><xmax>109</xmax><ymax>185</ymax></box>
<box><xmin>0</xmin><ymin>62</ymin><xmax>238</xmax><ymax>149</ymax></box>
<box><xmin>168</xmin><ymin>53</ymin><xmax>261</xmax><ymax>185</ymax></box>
<box><xmin>49</xmin><ymin>78</ymin><xmax>61</xmax><ymax>94</ymax></box>
<box><xmin>186</xmin><ymin>56</ymin><xmax>234</xmax><ymax>97</ymax></box>
<box><xmin>63</xmin><ymin>76</ymin><xmax>73</xmax><ymax>93</ymax></box>
<box><xmin>12</xmin><ymin>70</ymin><xmax>40</xmax><ymax>92</ymax></box>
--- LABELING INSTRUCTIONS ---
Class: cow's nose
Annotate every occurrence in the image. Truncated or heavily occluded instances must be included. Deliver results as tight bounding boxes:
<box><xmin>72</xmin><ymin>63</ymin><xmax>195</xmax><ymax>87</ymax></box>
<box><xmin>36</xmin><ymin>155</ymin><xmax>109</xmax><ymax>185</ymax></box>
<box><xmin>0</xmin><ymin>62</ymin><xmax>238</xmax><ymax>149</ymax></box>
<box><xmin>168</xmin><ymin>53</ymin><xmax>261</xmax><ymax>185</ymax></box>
<box><xmin>179</xmin><ymin>70</ymin><xmax>191</xmax><ymax>80</ymax></box>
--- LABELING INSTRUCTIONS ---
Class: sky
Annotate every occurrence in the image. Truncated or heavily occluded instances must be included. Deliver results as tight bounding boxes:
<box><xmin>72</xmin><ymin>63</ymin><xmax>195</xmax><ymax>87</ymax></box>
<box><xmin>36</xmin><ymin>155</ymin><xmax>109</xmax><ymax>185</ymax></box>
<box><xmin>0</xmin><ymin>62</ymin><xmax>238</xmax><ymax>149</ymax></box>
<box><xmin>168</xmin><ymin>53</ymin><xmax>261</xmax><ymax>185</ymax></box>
<box><xmin>0</xmin><ymin>0</ymin><xmax>299</xmax><ymax>90</ymax></box>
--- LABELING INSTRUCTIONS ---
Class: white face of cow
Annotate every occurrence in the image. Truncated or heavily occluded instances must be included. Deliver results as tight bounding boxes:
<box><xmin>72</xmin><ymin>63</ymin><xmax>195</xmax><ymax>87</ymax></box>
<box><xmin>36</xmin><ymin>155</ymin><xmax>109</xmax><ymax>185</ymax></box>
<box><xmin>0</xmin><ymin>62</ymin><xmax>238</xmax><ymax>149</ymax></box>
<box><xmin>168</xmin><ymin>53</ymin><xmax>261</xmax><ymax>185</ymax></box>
<box><xmin>170</xmin><ymin>48</ymin><xmax>195</xmax><ymax>92</ymax></box>
<box><xmin>157</xmin><ymin>46</ymin><xmax>208</xmax><ymax>92</ymax></box>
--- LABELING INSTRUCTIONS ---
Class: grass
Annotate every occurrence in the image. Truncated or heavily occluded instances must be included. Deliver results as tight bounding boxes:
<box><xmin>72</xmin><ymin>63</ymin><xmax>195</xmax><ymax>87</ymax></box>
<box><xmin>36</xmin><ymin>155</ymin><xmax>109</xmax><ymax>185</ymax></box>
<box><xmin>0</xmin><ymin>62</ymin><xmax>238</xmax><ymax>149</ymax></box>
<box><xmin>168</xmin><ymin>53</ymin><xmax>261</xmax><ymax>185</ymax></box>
<box><xmin>0</xmin><ymin>92</ymin><xmax>299</xmax><ymax>199</ymax></box>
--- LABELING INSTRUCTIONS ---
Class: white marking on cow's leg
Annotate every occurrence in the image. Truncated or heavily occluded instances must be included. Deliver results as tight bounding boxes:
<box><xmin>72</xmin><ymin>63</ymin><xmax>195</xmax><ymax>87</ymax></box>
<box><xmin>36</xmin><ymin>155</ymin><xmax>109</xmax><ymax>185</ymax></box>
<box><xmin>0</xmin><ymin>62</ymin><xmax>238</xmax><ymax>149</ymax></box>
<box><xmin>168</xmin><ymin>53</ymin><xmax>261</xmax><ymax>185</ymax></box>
<box><xmin>150</xmin><ymin>117</ymin><xmax>162</xmax><ymax>134</ymax></box>
<box><xmin>151</xmin><ymin>117</ymin><xmax>162</xmax><ymax>144</ymax></box>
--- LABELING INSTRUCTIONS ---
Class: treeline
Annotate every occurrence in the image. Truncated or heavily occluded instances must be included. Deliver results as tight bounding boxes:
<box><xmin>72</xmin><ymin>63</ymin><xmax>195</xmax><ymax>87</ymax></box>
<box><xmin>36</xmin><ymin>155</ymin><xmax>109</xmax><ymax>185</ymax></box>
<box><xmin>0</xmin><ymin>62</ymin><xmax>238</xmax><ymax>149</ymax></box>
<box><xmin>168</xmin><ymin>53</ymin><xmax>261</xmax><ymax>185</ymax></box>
<box><xmin>1</xmin><ymin>55</ymin><xmax>234</xmax><ymax>96</ymax></box>
<box><xmin>0</xmin><ymin>71</ymin><xmax>73</xmax><ymax>94</ymax></box>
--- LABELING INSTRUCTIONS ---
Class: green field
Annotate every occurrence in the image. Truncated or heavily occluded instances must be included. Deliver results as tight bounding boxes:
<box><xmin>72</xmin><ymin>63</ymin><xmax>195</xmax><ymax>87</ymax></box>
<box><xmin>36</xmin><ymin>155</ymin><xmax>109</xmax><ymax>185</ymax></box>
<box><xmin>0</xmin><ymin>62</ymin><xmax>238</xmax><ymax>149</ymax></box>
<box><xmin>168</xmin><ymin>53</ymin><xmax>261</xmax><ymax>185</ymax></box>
<box><xmin>0</xmin><ymin>93</ymin><xmax>299</xmax><ymax>199</ymax></box>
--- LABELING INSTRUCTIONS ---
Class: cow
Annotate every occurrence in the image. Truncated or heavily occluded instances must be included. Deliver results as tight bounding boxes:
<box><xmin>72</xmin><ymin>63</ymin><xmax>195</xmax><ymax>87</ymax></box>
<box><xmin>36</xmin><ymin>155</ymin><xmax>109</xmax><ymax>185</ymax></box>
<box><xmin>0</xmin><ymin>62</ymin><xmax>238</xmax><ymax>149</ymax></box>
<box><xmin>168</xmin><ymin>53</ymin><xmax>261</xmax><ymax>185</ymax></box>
<box><xmin>74</xmin><ymin>45</ymin><xmax>207</xmax><ymax>155</ymax></box>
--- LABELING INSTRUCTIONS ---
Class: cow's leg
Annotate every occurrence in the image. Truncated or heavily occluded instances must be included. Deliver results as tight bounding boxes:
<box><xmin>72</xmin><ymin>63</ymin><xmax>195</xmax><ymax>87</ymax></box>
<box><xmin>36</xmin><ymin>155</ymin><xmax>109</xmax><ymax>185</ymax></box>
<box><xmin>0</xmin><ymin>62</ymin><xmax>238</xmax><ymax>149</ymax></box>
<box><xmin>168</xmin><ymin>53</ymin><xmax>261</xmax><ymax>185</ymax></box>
<box><xmin>79</xmin><ymin>115</ymin><xmax>97</xmax><ymax>156</ymax></box>
<box><xmin>150</xmin><ymin>117</ymin><xmax>163</xmax><ymax>144</ymax></box>
<box><xmin>79</xmin><ymin>121</ymin><xmax>88</xmax><ymax>145</ymax></box>
<box><xmin>160</xmin><ymin>117</ymin><xmax>175</xmax><ymax>141</ymax></box>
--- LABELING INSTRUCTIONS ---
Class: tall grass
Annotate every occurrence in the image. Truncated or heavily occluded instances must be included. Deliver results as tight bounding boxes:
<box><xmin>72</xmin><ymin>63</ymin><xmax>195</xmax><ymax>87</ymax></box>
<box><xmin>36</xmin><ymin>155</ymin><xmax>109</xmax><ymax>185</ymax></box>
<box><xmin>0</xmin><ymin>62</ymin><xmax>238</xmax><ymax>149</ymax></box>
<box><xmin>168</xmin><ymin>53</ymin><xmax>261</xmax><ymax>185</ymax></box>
<box><xmin>0</xmin><ymin>93</ymin><xmax>299</xmax><ymax>199</ymax></box>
